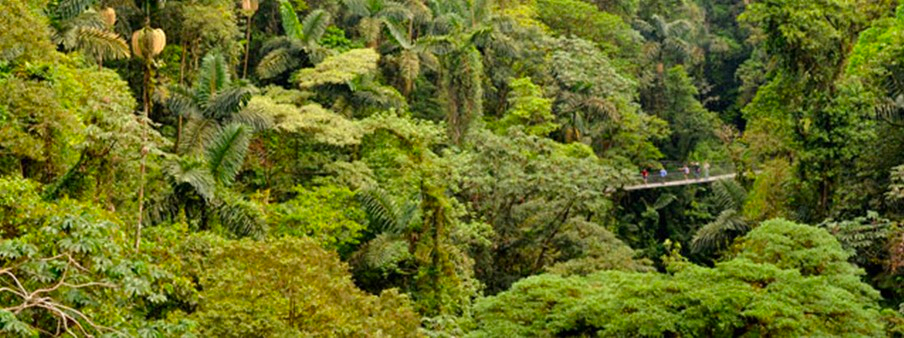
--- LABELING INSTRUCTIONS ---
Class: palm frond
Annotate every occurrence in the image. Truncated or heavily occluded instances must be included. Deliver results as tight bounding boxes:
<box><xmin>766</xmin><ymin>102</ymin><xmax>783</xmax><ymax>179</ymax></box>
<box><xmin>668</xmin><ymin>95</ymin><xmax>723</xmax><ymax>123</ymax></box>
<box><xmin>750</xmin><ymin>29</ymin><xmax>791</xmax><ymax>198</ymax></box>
<box><xmin>233</xmin><ymin>104</ymin><xmax>276</xmax><ymax>132</ymax></box>
<box><xmin>205</xmin><ymin>124</ymin><xmax>251</xmax><ymax>186</ymax></box>
<box><xmin>278</xmin><ymin>0</ymin><xmax>304</xmax><ymax>39</ymax></box>
<box><xmin>195</xmin><ymin>53</ymin><xmax>231</xmax><ymax>103</ymax></box>
<box><xmin>56</xmin><ymin>0</ymin><xmax>97</xmax><ymax>19</ymax></box>
<box><xmin>180</xmin><ymin>118</ymin><xmax>218</xmax><ymax>155</ymax></box>
<box><xmin>166</xmin><ymin>85</ymin><xmax>201</xmax><ymax>119</ymax></box>
<box><xmin>342</xmin><ymin>0</ymin><xmax>372</xmax><ymax>17</ymax></box>
<box><xmin>164</xmin><ymin>159</ymin><xmax>217</xmax><ymax>202</ymax></box>
<box><xmin>63</xmin><ymin>26</ymin><xmax>130</xmax><ymax>61</ymax></box>
<box><xmin>204</xmin><ymin>84</ymin><xmax>258</xmax><ymax>121</ymax></box>
<box><xmin>256</xmin><ymin>47</ymin><xmax>300</xmax><ymax>79</ymax></box>
<box><xmin>691</xmin><ymin>209</ymin><xmax>750</xmax><ymax>254</ymax></box>
<box><xmin>651</xmin><ymin>193</ymin><xmax>677</xmax><ymax>210</ymax></box>
<box><xmin>216</xmin><ymin>194</ymin><xmax>267</xmax><ymax>239</ymax></box>
<box><xmin>380</xmin><ymin>2</ymin><xmax>414</xmax><ymax>22</ymax></box>
<box><xmin>301</xmin><ymin>9</ymin><xmax>331</xmax><ymax>45</ymax></box>
<box><xmin>384</xmin><ymin>20</ymin><xmax>413</xmax><ymax>49</ymax></box>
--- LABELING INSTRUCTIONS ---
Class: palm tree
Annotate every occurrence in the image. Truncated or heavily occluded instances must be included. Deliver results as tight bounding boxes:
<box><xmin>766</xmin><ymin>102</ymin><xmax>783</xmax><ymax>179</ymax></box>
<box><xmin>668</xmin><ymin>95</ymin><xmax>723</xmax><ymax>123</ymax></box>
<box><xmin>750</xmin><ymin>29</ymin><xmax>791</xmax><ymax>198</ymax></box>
<box><xmin>380</xmin><ymin>6</ymin><xmax>441</xmax><ymax>97</ymax></box>
<box><xmin>341</xmin><ymin>0</ymin><xmax>415</xmax><ymax>48</ymax></box>
<box><xmin>633</xmin><ymin>14</ymin><xmax>697</xmax><ymax>75</ymax></box>
<box><xmin>425</xmin><ymin>0</ymin><xmax>517</xmax><ymax>144</ymax></box>
<box><xmin>55</xmin><ymin>8</ymin><xmax>130</xmax><ymax>70</ymax></box>
<box><xmin>168</xmin><ymin>53</ymin><xmax>269</xmax><ymax>154</ymax></box>
<box><xmin>256</xmin><ymin>0</ymin><xmax>332</xmax><ymax>80</ymax></box>
<box><xmin>148</xmin><ymin>123</ymin><xmax>267</xmax><ymax>238</ymax></box>
<box><xmin>148</xmin><ymin>53</ymin><xmax>273</xmax><ymax>238</ymax></box>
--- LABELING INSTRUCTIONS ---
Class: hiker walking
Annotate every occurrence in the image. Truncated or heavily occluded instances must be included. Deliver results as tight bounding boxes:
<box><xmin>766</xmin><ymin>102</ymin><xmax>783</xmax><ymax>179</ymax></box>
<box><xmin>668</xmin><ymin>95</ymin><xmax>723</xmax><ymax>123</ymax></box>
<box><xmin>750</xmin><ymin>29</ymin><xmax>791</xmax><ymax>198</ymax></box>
<box><xmin>682</xmin><ymin>164</ymin><xmax>690</xmax><ymax>180</ymax></box>
<box><xmin>659</xmin><ymin>168</ymin><xmax>667</xmax><ymax>183</ymax></box>
<box><xmin>642</xmin><ymin>168</ymin><xmax>649</xmax><ymax>184</ymax></box>
<box><xmin>694</xmin><ymin>162</ymin><xmax>701</xmax><ymax>180</ymax></box>
<box><xmin>704</xmin><ymin>161</ymin><xmax>711</xmax><ymax>178</ymax></box>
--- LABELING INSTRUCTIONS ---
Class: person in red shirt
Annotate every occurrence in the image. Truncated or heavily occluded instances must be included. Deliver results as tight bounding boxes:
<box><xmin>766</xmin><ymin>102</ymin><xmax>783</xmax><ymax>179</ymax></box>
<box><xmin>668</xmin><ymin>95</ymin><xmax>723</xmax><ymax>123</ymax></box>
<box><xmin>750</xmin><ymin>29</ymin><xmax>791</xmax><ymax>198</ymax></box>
<box><xmin>641</xmin><ymin>168</ymin><xmax>649</xmax><ymax>184</ymax></box>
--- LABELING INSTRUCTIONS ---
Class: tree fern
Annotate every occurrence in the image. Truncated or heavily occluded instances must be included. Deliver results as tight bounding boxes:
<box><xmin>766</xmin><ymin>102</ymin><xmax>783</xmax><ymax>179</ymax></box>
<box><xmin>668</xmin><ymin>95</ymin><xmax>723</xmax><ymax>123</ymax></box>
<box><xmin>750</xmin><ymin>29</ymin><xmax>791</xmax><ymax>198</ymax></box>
<box><xmin>353</xmin><ymin>233</ymin><xmax>411</xmax><ymax>270</ymax></box>
<box><xmin>691</xmin><ymin>209</ymin><xmax>750</xmax><ymax>254</ymax></box>
<box><xmin>711</xmin><ymin>179</ymin><xmax>746</xmax><ymax>210</ymax></box>
<box><xmin>205</xmin><ymin>124</ymin><xmax>251</xmax><ymax>186</ymax></box>
<box><xmin>357</xmin><ymin>188</ymin><xmax>403</xmax><ymax>234</ymax></box>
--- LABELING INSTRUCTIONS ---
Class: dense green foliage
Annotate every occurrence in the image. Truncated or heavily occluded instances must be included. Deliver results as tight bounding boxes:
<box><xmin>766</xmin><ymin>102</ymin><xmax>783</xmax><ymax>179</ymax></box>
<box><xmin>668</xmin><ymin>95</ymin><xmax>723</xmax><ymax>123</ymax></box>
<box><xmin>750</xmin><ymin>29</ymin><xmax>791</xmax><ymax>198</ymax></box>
<box><xmin>2</xmin><ymin>0</ymin><xmax>904</xmax><ymax>335</ymax></box>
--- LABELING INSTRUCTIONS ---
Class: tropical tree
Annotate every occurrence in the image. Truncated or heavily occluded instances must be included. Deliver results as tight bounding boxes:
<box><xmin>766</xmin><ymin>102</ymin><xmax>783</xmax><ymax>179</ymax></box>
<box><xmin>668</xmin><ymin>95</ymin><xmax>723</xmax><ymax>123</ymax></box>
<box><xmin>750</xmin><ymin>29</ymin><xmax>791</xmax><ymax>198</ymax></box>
<box><xmin>56</xmin><ymin>8</ymin><xmax>130</xmax><ymax>70</ymax></box>
<box><xmin>150</xmin><ymin>53</ymin><xmax>271</xmax><ymax>238</ymax></box>
<box><xmin>341</xmin><ymin>0</ymin><xmax>413</xmax><ymax>48</ymax></box>
<box><xmin>426</xmin><ymin>0</ymin><xmax>516</xmax><ymax>144</ymax></box>
<box><xmin>167</xmin><ymin>53</ymin><xmax>262</xmax><ymax>154</ymax></box>
<box><xmin>256</xmin><ymin>0</ymin><xmax>332</xmax><ymax>80</ymax></box>
<box><xmin>691</xmin><ymin>179</ymin><xmax>750</xmax><ymax>255</ymax></box>
<box><xmin>471</xmin><ymin>219</ymin><xmax>886</xmax><ymax>337</ymax></box>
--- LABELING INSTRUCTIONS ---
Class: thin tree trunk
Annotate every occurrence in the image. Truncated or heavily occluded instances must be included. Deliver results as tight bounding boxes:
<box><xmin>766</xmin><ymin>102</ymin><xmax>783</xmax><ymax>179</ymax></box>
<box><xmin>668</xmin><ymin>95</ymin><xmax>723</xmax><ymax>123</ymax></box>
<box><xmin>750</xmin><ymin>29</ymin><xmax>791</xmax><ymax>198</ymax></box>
<box><xmin>242</xmin><ymin>14</ymin><xmax>254</xmax><ymax>79</ymax></box>
<box><xmin>179</xmin><ymin>40</ymin><xmax>187</xmax><ymax>85</ymax></box>
<box><xmin>136</xmin><ymin>63</ymin><xmax>150</xmax><ymax>251</ymax></box>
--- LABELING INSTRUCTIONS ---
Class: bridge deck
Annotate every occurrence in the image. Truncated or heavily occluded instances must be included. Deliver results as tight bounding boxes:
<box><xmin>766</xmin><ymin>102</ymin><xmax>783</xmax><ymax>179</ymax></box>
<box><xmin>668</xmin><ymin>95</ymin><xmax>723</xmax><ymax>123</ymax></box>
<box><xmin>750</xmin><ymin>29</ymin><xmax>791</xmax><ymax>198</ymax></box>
<box><xmin>624</xmin><ymin>173</ymin><xmax>738</xmax><ymax>191</ymax></box>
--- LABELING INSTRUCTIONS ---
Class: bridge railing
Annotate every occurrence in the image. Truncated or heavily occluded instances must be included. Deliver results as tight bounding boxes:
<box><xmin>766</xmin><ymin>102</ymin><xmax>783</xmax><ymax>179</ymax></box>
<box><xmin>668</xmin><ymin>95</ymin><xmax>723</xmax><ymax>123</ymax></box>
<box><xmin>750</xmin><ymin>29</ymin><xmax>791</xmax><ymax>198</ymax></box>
<box><xmin>640</xmin><ymin>162</ymin><xmax>736</xmax><ymax>185</ymax></box>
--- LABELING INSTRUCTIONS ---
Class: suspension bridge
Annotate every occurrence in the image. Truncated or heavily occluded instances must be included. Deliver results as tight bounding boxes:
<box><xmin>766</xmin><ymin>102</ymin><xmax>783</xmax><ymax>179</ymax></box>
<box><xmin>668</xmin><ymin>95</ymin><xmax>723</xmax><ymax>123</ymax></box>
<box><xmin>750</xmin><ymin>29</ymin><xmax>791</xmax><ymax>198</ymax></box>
<box><xmin>623</xmin><ymin>162</ymin><xmax>740</xmax><ymax>191</ymax></box>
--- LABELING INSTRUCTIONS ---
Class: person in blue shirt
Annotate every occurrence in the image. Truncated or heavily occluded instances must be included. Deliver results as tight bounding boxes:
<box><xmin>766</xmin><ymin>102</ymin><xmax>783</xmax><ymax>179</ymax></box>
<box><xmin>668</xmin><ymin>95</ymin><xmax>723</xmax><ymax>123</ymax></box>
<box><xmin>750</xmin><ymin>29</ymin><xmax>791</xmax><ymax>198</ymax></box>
<box><xmin>659</xmin><ymin>168</ymin><xmax>667</xmax><ymax>183</ymax></box>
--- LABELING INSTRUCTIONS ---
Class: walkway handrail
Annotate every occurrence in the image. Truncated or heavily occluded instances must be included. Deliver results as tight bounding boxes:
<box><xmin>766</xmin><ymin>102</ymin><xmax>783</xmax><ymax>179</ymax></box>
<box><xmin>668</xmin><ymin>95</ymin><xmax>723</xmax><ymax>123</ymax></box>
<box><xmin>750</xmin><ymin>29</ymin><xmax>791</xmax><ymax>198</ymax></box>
<box><xmin>626</xmin><ymin>162</ymin><xmax>738</xmax><ymax>191</ymax></box>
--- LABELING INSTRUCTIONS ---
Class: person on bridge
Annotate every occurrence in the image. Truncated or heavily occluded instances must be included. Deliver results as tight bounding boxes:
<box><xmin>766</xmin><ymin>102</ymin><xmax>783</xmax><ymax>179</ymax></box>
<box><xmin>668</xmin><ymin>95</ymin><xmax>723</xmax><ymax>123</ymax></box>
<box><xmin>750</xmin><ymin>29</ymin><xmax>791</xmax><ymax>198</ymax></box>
<box><xmin>641</xmin><ymin>168</ymin><xmax>649</xmax><ymax>184</ymax></box>
<box><xmin>682</xmin><ymin>164</ymin><xmax>690</xmax><ymax>180</ymax></box>
<box><xmin>694</xmin><ymin>162</ymin><xmax>701</xmax><ymax>180</ymax></box>
<box><xmin>659</xmin><ymin>168</ymin><xmax>667</xmax><ymax>183</ymax></box>
<box><xmin>704</xmin><ymin>161</ymin><xmax>711</xmax><ymax>178</ymax></box>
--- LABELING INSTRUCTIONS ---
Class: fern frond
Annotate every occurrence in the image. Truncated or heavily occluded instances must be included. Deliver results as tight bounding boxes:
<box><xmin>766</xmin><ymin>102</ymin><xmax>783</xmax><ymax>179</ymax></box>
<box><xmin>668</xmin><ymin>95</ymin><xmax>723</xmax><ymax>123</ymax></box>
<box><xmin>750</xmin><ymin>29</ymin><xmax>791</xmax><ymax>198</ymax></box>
<box><xmin>205</xmin><ymin>124</ymin><xmax>251</xmax><ymax>186</ymax></box>
<box><xmin>355</xmin><ymin>233</ymin><xmax>411</xmax><ymax>270</ymax></box>
<box><xmin>651</xmin><ymin>193</ymin><xmax>677</xmax><ymax>210</ymax></box>
<box><xmin>356</xmin><ymin>188</ymin><xmax>403</xmax><ymax>234</ymax></box>
<box><xmin>691</xmin><ymin>209</ymin><xmax>749</xmax><ymax>254</ymax></box>
<box><xmin>711</xmin><ymin>179</ymin><xmax>746</xmax><ymax>210</ymax></box>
